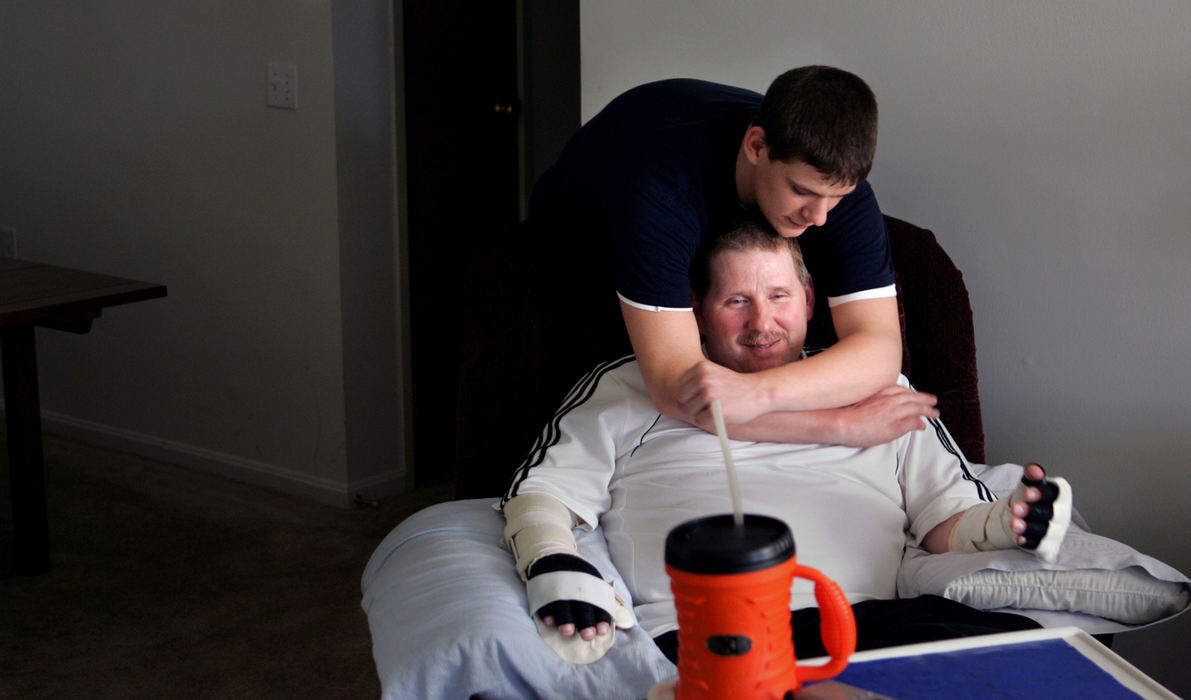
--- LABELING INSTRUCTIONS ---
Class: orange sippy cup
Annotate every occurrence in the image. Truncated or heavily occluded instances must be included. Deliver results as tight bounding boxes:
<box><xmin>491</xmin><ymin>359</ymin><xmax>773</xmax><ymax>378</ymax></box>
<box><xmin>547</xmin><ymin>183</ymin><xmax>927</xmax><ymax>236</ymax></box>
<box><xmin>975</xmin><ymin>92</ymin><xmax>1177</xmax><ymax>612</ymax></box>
<box><xmin>662</xmin><ymin>514</ymin><xmax>856</xmax><ymax>700</ymax></box>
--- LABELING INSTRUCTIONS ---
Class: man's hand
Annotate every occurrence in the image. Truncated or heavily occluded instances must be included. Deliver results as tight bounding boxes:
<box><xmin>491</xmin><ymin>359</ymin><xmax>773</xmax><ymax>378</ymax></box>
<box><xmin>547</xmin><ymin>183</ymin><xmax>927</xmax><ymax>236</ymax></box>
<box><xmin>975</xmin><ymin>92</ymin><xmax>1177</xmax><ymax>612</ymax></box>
<box><xmin>831</xmin><ymin>385</ymin><xmax>939</xmax><ymax>447</ymax></box>
<box><xmin>676</xmin><ymin>360</ymin><xmax>769</xmax><ymax>424</ymax></box>
<box><xmin>946</xmin><ymin>462</ymin><xmax>1072</xmax><ymax>562</ymax></box>
<box><xmin>528</xmin><ymin>553</ymin><xmax>613</xmax><ymax>641</ymax></box>
<box><xmin>1009</xmin><ymin>463</ymin><xmax>1067</xmax><ymax>549</ymax></box>
<box><xmin>523</xmin><ymin>552</ymin><xmax>635</xmax><ymax>664</ymax></box>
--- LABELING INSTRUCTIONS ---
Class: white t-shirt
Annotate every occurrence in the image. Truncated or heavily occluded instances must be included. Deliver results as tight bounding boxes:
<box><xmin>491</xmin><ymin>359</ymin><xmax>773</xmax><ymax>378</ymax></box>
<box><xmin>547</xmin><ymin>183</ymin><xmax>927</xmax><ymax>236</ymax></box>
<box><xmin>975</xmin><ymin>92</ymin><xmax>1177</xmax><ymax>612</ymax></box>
<box><xmin>504</xmin><ymin>355</ymin><xmax>997</xmax><ymax>638</ymax></box>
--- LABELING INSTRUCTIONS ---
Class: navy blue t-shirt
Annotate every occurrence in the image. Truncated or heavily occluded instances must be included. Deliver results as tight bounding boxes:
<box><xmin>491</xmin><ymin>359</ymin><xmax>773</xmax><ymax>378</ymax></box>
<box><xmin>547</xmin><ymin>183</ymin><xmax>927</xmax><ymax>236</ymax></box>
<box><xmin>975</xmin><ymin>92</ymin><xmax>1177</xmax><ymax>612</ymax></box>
<box><xmin>530</xmin><ymin>79</ymin><xmax>893</xmax><ymax>310</ymax></box>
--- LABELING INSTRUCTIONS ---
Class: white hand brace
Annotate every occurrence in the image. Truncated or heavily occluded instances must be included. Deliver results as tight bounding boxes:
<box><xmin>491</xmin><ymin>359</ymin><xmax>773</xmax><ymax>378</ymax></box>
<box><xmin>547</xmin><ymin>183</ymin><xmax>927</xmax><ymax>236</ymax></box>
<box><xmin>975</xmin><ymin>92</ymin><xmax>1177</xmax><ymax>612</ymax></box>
<box><xmin>502</xmin><ymin>493</ymin><xmax>634</xmax><ymax>664</ymax></box>
<box><xmin>948</xmin><ymin>475</ymin><xmax>1072</xmax><ymax>563</ymax></box>
<box><xmin>502</xmin><ymin>492</ymin><xmax>580</xmax><ymax>580</ymax></box>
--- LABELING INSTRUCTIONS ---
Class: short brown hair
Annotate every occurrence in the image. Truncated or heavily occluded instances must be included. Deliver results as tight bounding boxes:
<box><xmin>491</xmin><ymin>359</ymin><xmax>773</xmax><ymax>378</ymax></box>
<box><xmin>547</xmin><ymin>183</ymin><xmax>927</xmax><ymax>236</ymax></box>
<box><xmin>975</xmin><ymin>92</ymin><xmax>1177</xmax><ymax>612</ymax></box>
<box><xmin>690</xmin><ymin>216</ymin><xmax>810</xmax><ymax>302</ymax></box>
<box><xmin>753</xmin><ymin>66</ymin><xmax>878</xmax><ymax>185</ymax></box>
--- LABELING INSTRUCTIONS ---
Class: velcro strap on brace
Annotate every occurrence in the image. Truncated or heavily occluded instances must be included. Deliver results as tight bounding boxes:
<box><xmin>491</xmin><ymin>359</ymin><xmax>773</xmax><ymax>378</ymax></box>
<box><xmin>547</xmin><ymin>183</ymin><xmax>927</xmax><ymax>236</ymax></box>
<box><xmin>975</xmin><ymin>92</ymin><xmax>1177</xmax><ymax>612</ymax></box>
<box><xmin>949</xmin><ymin>476</ymin><xmax>1072</xmax><ymax>563</ymax></box>
<box><xmin>526</xmin><ymin>570</ymin><xmax>617</xmax><ymax>621</ymax></box>
<box><xmin>503</xmin><ymin>493</ymin><xmax>579</xmax><ymax>581</ymax></box>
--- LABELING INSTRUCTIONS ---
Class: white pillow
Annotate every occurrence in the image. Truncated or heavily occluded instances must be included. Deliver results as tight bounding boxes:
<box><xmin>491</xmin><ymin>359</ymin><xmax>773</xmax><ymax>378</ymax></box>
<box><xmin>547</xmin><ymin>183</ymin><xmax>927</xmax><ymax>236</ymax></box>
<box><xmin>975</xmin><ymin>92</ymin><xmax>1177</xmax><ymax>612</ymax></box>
<box><xmin>898</xmin><ymin>464</ymin><xmax>1191</xmax><ymax>633</ymax></box>
<box><xmin>900</xmin><ymin>529</ymin><xmax>1191</xmax><ymax>626</ymax></box>
<box><xmin>360</xmin><ymin>499</ymin><xmax>675</xmax><ymax>700</ymax></box>
<box><xmin>946</xmin><ymin>566</ymin><xmax>1188</xmax><ymax>625</ymax></box>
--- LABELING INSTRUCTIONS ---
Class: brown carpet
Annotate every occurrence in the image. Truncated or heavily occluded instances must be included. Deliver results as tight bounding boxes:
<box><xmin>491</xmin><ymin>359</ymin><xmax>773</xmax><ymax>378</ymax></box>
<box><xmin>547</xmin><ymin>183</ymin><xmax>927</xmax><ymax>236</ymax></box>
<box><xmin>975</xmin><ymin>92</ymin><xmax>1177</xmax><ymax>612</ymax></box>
<box><xmin>1</xmin><ymin>435</ymin><xmax>453</xmax><ymax>699</ymax></box>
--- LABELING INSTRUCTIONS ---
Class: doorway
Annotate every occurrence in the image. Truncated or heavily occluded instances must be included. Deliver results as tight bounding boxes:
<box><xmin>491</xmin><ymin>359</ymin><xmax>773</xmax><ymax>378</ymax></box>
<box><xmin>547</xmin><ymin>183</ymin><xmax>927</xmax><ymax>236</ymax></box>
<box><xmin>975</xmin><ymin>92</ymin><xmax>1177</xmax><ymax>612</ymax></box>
<box><xmin>400</xmin><ymin>1</ymin><xmax>579</xmax><ymax>488</ymax></box>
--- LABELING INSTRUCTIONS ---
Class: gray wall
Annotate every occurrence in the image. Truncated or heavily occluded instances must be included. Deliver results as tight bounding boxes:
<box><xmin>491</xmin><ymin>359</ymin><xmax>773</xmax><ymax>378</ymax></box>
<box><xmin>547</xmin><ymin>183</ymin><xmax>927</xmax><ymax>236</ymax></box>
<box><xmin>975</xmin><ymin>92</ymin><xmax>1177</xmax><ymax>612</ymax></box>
<box><xmin>0</xmin><ymin>1</ymin><xmax>407</xmax><ymax>504</ymax></box>
<box><xmin>581</xmin><ymin>0</ymin><xmax>1190</xmax><ymax>692</ymax></box>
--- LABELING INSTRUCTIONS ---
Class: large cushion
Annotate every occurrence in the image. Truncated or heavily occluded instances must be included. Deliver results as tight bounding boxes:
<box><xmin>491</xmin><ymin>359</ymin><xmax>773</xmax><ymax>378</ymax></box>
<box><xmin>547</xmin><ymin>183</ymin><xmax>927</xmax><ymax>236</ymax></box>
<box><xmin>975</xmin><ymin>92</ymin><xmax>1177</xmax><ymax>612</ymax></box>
<box><xmin>898</xmin><ymin>463</ymin><xmax>1191</xmax><ymax>633</ymax></box>
<box><xmin>361</xmin><ymin>499</ymin><xmax>675</xmax><ymax>699</ymax></box>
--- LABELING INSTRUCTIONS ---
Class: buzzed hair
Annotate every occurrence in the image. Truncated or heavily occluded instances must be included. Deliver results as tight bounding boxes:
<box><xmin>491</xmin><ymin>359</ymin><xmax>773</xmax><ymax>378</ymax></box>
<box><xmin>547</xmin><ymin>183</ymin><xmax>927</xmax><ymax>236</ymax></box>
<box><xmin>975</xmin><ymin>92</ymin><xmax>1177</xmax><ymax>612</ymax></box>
<box><xmin>690</xmin><ymin>216</ymin><xmax>811</xmax><ymax>302</ymax></box>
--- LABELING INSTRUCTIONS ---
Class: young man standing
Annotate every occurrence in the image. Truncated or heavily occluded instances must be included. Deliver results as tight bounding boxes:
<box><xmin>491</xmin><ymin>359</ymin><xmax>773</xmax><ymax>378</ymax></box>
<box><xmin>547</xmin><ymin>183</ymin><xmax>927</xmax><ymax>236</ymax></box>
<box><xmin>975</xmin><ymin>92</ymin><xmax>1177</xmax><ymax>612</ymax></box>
<box><xmin>530</xmin><ymin>66</ymin><xmax>904</xmax><ymax>441</ymax></box>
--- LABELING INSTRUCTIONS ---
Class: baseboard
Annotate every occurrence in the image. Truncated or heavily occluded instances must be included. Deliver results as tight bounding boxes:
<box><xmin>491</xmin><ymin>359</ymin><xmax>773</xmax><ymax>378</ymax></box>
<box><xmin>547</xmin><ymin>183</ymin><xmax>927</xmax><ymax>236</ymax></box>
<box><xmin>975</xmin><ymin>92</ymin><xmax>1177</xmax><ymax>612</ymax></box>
<box><xmin>9</xmin><ymin>408</ymin><xmax>407</xmax><ymax>509</ymax></box>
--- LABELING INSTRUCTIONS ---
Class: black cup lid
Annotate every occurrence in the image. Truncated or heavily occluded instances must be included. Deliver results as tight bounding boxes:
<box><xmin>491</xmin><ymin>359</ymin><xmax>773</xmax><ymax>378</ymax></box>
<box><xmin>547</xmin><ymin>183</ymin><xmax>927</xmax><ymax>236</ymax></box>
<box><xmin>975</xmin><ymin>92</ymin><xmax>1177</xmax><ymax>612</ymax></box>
<box><xmin>665</xmin><ymin>514</ymin><xmax>795</xmax><ymax>574</ymax></box>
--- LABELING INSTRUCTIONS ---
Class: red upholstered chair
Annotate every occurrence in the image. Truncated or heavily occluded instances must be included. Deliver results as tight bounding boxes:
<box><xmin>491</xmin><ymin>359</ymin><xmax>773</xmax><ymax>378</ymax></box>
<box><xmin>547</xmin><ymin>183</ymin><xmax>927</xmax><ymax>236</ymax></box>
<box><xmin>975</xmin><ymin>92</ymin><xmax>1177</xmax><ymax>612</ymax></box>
<box><xmin>453</xmin><ymin>215</ymin><xmax>983</xmax><ymax>498</ymax></box>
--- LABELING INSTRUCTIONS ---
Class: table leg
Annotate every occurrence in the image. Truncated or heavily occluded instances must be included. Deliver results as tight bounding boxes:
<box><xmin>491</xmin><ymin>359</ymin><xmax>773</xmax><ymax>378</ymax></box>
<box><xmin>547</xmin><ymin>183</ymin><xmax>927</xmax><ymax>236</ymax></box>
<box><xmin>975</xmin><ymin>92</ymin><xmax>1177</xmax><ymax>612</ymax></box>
<box><xmin>1</xmin><ymin>323</ymin><xmax>50</xmax><ymax>575</ymax></box>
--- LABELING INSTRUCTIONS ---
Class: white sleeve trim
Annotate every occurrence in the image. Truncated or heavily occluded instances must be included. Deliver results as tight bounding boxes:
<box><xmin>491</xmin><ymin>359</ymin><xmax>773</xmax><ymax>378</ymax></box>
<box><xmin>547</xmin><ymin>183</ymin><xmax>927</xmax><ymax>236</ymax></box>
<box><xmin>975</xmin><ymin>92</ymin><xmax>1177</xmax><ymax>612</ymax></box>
<box><xmin>616</xmin><ymin>291</ymin><xmax>692</xmax><ymax>313</ymax></box>
<box><xmin>826</xmin><ymin>283</ymin><xmax>898</xmax><ymax>308</ymax></box>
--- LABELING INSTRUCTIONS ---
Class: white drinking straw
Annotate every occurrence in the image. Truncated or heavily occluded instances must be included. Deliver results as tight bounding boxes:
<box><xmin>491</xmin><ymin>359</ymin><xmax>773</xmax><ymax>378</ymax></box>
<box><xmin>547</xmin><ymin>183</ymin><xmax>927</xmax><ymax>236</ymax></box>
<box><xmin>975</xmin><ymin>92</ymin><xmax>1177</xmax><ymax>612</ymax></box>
<box><xmin>710</xmin><ymin>400</ymin><xmax>744</xmax><ymax>527</ymax></box>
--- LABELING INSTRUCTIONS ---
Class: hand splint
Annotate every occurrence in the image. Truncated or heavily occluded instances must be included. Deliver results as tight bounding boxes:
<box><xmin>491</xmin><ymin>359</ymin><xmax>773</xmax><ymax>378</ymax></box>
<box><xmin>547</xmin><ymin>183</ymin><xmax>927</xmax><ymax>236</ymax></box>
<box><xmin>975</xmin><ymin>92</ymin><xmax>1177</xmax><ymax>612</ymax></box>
<box><xmin>503</xmin><ymin>493</ymin><xmax>635</xmax><ymax>664</ymax></box>
<box><xmin>949</xmin><ymin>472</ymin><xmax>1072</xmax><ymax>563</ymax></box>
<box><xmin>503</xmin><ymin>492</ymin><xmax>580</xmax><ymax>580</ymax></box>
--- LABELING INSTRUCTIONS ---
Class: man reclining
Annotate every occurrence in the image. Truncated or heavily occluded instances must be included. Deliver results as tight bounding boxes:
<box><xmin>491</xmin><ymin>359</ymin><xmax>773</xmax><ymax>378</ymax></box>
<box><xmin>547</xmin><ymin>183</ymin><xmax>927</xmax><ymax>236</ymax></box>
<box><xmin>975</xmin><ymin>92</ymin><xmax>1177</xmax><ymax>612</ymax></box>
<box><xmin>500</xmin><ymin>216</ymin><xmax>1072</xmax><ymax>664</ymax></box>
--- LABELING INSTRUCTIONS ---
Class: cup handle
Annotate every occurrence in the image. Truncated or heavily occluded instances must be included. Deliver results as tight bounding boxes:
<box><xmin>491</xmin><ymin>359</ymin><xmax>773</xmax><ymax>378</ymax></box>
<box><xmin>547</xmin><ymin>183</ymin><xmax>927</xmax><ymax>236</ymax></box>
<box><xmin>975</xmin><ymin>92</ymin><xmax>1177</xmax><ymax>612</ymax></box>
<box><xmin>793</xmin><ymin>564</ymin><xmax>857</xmax><ymax>682</ymax></box>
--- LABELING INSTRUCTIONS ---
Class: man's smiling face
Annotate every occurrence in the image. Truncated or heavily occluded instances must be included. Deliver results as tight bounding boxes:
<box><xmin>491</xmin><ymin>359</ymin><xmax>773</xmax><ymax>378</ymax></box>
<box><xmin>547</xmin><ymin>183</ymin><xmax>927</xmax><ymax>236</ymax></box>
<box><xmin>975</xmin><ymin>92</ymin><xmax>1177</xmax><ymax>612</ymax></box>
<box><xmin>693</xmin><ymin>246</ymin><xmax>814</xmax><ymax>373</ymax></box>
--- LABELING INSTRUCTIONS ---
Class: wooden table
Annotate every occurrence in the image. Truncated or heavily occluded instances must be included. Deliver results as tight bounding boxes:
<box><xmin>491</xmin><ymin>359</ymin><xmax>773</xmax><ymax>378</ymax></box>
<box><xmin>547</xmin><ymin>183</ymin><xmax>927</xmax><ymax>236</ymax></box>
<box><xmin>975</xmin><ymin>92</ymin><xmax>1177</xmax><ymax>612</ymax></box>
<box><xmin>1</xmin><ymin>257</ymin><xmax>166</xmax><ymax>575</ymax></box>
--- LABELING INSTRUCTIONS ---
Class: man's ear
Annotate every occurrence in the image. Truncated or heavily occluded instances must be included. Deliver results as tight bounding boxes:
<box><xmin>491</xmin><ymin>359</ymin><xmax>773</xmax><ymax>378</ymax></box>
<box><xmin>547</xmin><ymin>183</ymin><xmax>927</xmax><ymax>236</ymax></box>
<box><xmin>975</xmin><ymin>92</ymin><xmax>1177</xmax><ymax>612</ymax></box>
<box><xmin>742</xmin><ymin>125</ymin><xmax>768</xmax><ymax>165</ymax></box>
<box><xmin>804</xmin><ymin>280</ymin><xmax>816</xmax><ymax>320</ymax></box>
<box><xmin>691</xmin><ymin>292</ymin><xmax>707</xmax><ymax>334</ymax></box>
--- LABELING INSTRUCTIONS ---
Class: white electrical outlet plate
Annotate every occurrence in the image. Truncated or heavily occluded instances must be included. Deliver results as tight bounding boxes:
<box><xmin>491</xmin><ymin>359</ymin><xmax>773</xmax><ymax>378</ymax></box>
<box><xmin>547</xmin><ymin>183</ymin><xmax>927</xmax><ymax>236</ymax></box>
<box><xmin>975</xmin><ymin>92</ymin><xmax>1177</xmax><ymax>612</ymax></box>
<box><xmin>267</xmin><ymin>62</ymin><xmax>298</xmax><ymax>110</ymax></box>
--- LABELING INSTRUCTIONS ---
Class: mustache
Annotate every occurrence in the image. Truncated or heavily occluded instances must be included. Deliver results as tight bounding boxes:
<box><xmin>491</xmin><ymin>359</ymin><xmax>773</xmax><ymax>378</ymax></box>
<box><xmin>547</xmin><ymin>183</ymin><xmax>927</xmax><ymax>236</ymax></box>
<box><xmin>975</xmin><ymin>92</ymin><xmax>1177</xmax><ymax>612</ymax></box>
<box><xmin>740</xmin><ymin>331</ymin><xmax>787</xmax><ymax>347</ymax></box>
